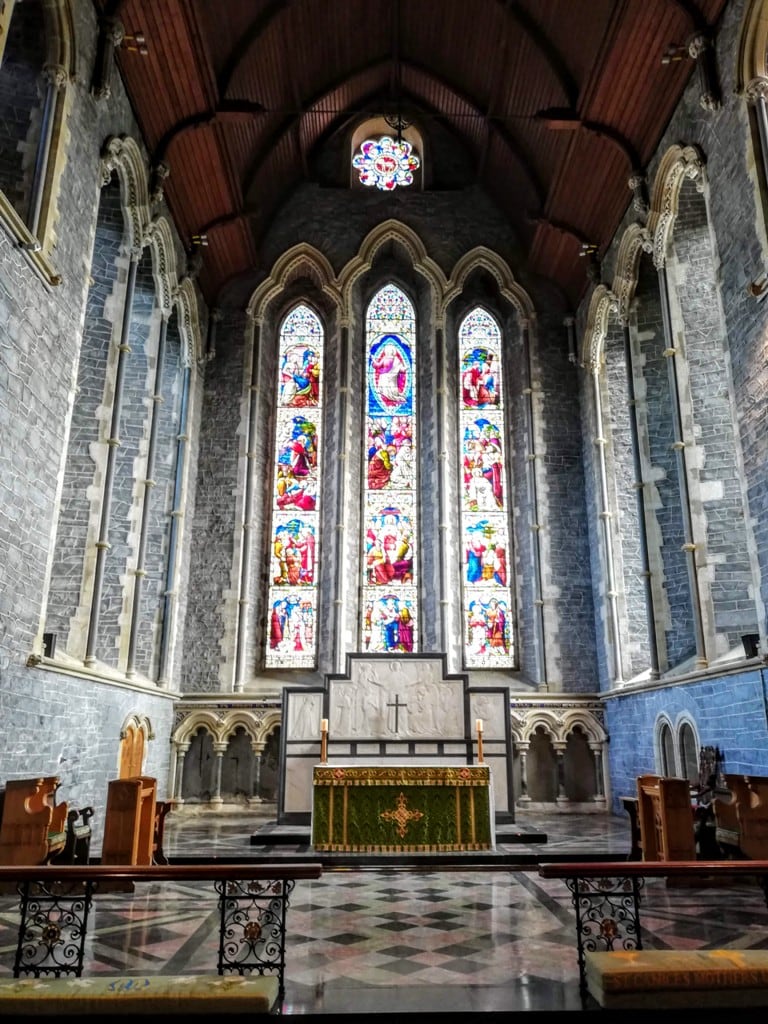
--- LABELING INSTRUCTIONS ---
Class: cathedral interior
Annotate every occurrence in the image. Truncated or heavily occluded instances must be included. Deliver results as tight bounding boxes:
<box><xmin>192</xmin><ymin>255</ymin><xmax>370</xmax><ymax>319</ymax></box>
<box><xmin>1</xmin><ymin>0</ymin><xmax>768</xmax><ymax>861</ymax></box>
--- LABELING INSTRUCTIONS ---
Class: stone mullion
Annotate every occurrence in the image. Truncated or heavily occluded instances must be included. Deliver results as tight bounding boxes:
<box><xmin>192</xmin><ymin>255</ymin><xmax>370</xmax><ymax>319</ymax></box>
<box><xmin>657</xmin><ymin>263</ymin><xmax>707</xmax><ymax>669</ymax></box>
<box><xmin>333</xmin><ymin>321</ymin><xmax>350</xmax><ymax>673</ymax></box>
<box><xmin>126</xmin><ymin>312</ymin><xmax>168</xmax><ymax>678</ymax></box>
<box><xmin>234</xmin><ymin>317</ymin><xmax>260</xmax><ymax>692</ymax></box>
<box><xmin>623</xmin><ymin>321</ymin><xmax>660</xmax><ymax>680</ymax></box>
<box><xmin>157</xmin><ymin>362</ymin><xmax>191</xmax><ymax>688</ymax></box>
<box><xmin>85</xmin><ymin>250</ymin><xmax>140</xmax><ymax>666</ymax></box>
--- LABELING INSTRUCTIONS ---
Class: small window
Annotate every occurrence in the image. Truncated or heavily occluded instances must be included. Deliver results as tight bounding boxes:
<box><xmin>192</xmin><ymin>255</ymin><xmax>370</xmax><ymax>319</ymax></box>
<box><xmin>659</xmin><ymin>721</ymin><xmax>675</xmax><ymax>776</ymax></box>
<box><xmin>679</xmin><ymin>721</ymin><xmax>699</xmax><ymax>785</ymax></box>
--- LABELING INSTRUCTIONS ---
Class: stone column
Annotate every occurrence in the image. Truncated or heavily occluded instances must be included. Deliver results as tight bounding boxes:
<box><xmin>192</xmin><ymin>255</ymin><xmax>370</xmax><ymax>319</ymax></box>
<box><xmin>249</xmin><ymin>743</ymin><xmax>264</xmax><ymax>805</ymax></box>
<box><xmin>554</xmin><ymin>743</ymin><xmax>568</xmax><ymax>805</ymax></box>
<box><xmin>211</xmin><ymin>744</ymin><xmax>226</xmax><ymax>805</ymax></box>
<box><xmin>517</xmin><ymin>741</ymin><xmax>531</xmax><ymax>804</ymax></box>
<box><xmin>173</xmin><ymin>743</ymin><xmax>190</xmax><ymax>804</ymax></box>
<box><xmin>590</xmin><ymin>742</ymin><xmax>606</xmax><ymax>801</ymax></box>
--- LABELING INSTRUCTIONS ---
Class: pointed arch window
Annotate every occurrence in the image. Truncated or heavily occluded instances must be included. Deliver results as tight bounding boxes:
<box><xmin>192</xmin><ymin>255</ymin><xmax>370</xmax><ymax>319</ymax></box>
<box><xmin>459</xmin><ymin>308</ymin><xmax>514</xmax><ymax>668</ymax></box>
<box><xmin>361</xmin><ymin>284</ymin><xmax>418</xmax><ymax>652</ymax></box>
<box><xmin>266</xmin><ymin>305</ymin><xmax>324</xmax><ymax>668</ymax></box>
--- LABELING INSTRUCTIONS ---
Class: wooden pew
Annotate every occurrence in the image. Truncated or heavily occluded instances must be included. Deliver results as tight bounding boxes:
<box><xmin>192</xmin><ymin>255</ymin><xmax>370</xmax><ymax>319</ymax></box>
<box><xmin>636</xmin><ymin>774</ymin><xmax>696</xmax><ymax>862</ymax></box>
<box><xmin>714</xmin><ymin>773</ymin><xmax>768</xmax><ymax>859</ymax></box>
<box><xmin>0</xmin><ymin>778</ymin><xmax>68</xmax><ymax>865</ymax></box>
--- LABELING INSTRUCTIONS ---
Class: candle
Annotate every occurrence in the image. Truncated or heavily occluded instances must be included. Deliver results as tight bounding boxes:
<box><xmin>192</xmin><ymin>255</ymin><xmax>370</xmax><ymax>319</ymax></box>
<box><xmin>321</xmin><ymin>718</ymin><xmax>328</xmax><ymax>732</ymax></box>
<box><xmin>476</xmin><ymin>718</ymin><xmax>483</xmax><ymax>733</ymax></box>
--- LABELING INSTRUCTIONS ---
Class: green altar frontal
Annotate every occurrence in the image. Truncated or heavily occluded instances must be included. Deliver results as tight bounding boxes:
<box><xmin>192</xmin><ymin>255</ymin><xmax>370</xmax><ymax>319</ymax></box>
<box><xmin>311</xmin><ymin>764</ymin><xmax>494</xmax><ymax>853</ymax></box>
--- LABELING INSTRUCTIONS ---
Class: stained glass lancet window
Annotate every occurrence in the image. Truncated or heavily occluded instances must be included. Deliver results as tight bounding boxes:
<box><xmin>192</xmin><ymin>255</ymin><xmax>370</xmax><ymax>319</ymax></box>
<box><xmin>361</xmin><ymin>284</ymin><xmax>418</xmax><ymax>652</ymax></box>
<box><xmin>459</xmin><ymin>308</ymin><xmax>514</xmax><ymax>667</ymax></box>
<box><xmin>265</xmin><ymin>305</ymin><xmax>323</xmax><ymax>668</ymax></box>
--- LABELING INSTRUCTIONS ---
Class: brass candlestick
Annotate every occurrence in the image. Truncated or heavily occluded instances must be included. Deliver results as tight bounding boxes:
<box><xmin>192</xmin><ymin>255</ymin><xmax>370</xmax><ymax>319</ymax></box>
<box><xmin>476</xmin><ymin>718</ymin><xmax>484</xmax><ymax>763</ymax></box>
<box><xmin>320</xmin><ymin>718</ymin><xmax>328</xmax><ymax>763</ymax></box>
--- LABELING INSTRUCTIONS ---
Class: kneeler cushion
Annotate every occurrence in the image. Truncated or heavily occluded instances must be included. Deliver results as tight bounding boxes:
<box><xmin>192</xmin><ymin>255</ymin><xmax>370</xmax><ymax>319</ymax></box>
<box><xmin>0</xmin><ymin>973</ymin><xmax>280</xmax><ymax>1015</ymax></box>
<box><xmin>586</xmin><ymin>949</ymin><xmax>768</xmax><ymax>1008</ymax></box>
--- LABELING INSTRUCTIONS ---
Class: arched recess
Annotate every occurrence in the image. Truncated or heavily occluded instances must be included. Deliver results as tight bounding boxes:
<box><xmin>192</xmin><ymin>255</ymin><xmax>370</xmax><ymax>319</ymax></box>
<box><xmin>0</xmin><ymin>0</ymin><xmax>76</xmax><ymax>282</ymax></box>
<box><xmin>582</xmin><ymin>274</ymin><xmax>657</xmax><ymax>686</ymax></box>
<box><xmin>737</xmin><ymin>0</ymin><xmax>768</xmax><ymax>260</ymax></box>
<box><xmin>42</xmin><ymin>134</ymin><xmax>202</xmax><ymax>689</ymax></box>
<box><xmin>655</xmin><ymin>714</ymin><xmax>677</xmax><ymax>776</ymax></box>
<box><xmin>169</xmin><ymin>709</ymin><xmax>281</xmax><ymax>804</ymax></box>
<box><xmin>676</xmin><ymin>714</ymin><xmax>700</xmax><ymax>784</ymax></box>
<box><xmin>118</xmin><ymin>713</ymin><xmax>153</xmax><ymax>778</ymax></box>
<box><xmin>649</xmin><ymin>143</ymin><xmax>762</xmax><ymax>664</ymax></box>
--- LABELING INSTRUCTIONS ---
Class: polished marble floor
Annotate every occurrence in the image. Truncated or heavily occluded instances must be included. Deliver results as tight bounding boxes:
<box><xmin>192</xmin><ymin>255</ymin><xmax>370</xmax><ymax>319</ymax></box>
<box><xmin>2</xmin><ymin>807</ymin><xmax>768</xmax><ymax>1015</ymax></box>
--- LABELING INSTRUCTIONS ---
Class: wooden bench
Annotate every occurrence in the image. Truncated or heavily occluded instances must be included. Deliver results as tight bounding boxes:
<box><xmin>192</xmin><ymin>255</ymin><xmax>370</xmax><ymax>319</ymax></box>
<box><xmin>539</xmin><ymin>859</ymin><xmax>768</xmax><ymax>1008</ymax></box>
<box><xmin>0</xmin><ymin>862</ymin><xmax>323</xmax><ymax>1015</ymax></box>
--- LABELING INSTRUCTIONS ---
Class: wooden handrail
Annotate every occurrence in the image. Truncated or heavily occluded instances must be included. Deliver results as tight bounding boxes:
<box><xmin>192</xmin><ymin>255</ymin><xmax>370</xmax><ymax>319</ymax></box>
<box><xmin>538</xmin><ymin>859</ymin><xmax>768</xmax><ymax>879</ymax></box>
<box><xmin>0</xmin><ymin>862</ymin><xmax>322</xmax><ymax>883</ymax></box>
<box><xmin>1</xmin><ymin>861</ymin><xmax>323</xmax><ymax>982</ymax></box>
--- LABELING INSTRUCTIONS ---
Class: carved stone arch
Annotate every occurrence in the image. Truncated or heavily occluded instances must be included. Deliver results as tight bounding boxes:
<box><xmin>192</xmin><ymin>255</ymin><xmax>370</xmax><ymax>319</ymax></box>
<box><xmin>248</xmin><ymin>244</ymin><xmax>340</xmax><ymax>323</ymax></box>
<box><xmin>173</xmin><ymin>277</ymin><xmax>204</xmax><ymax>367</ymax></box>
<box><xmin>100</xmin><ymin>135</ymin><xmax>151</xmax><ymax>253</ymax></box>
<box><xmin>647</xmin><ymin>144</ymin><xmax>707</xmax><ymax>269</ymax></box>
<box><xmin>255</xmin><ymin>710</ymin><xmax>282</xmax><ymax>747</ymax></box>
<box><xmin>42</xmin><ymin>0</ymin><xmax>76</xmax><ymax>76</ymax></box>
<box><xmin>338</xmin><ymin>219</ymin><xmax>447</xmax><ymax>324</ymax></box>
<box><xmin>612</xmin><ymin>223</ymin><xmax>653</xmax><ymax>322</ymax></box>
<box><xmin>737</xmin><ymin>0</ymin><xmax>768</xmax><ymax>93</ymax></box>
<box><xmin>520</xmin><ymin>712</ymin><xmax>560</xmax><ymax>744</ymax></box>
<box><xmin>220</xmin><ymin>710</ymin><xmax>260</xmax><ymax>744</ymax></box>
<box><xmin>582</xmin><ymin>285</ymin><xmax>620</xmax><ymax>372</ymax></box>
<box><xmin>144</xmin><ymin>215</ymin><xmax>178</xmax><ymax>316</ymax></box>
<box><xmin>172</xmin><ymin>709</ymin><xmax>224</xmax><ymax>747</ymax></box>
<box><xmin>560</xmin><ymin>710</ymin><xmax>608</xmax><ymax>746</ymax></box>
<box><xmin>446</xmin><ymin>246</ymin><xmax>535</xmax><ymax>323</ymax></box>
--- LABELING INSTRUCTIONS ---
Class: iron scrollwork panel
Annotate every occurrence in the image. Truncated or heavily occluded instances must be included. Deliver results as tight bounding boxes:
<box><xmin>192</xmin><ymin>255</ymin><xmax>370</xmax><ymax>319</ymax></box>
<box><xmin>214</xmin><ymin>877</ymin><xmax>296</xmax><ymax>990</ymax></box>
<box><xmin>13</xmin><ymin>879</ymin><xmax>96</xmax><ymax>977</ymax></box>
<box><xmin>565</xmin><ymin>874</ymin><xmax>644</xmax><ymax>995</ymax></box>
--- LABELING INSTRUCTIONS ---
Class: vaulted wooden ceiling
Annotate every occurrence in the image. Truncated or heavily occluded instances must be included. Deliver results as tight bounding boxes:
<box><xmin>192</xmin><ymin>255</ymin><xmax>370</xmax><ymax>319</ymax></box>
<box><xmin>97</xmin><ymin>0</ymin><xmax>728</xmax><ymax>310</ymax></box>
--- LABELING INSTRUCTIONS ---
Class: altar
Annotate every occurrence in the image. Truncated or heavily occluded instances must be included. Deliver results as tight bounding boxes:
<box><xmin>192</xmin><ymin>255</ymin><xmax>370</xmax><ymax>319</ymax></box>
<box><xmin>311</xmin><ymin>763</ymin><xmax>494</xmax><ymax>853</ymax></box>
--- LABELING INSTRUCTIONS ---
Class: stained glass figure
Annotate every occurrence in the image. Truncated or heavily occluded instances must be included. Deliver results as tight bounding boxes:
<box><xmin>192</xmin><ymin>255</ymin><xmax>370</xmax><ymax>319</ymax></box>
<box><xmin>459</xmin><ymin>309</ymin><xmax>514</xmax><ymax>667</ymax></box>
<box><xmin>362</xmin><ymin>285</ymin><xmax>418</xmax><ymax>652</ymax></box>
<box><xmin>352</xmin><ymin>136</ymin><xmax>420</xmax><ymax>191</ymax></box>
<box><xmin>266</xmin><ymin>305</ymin><xmax>323</xmax><ymax>668</ymax></box>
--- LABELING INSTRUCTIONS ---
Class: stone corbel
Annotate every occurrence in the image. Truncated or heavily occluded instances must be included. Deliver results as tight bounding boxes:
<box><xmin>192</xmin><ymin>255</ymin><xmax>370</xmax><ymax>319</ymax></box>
<box><xmin>91</xmin><ymin>18</ymin><xmax>125</xmax><ymax>100</ymax></box>
<box><xmin>628</xmin><ymin>172</ymin><xmax>649</xmax><ymax>219</ymax></box>
<box><xmin>687</xmin><ymin>33</ymin><xmax>721</xmax><ymax>111</ymax></box>
<box><xmin>149</xmin><ymin>162</ymin><xmax>170</xmax><ymax>206</ymax></box>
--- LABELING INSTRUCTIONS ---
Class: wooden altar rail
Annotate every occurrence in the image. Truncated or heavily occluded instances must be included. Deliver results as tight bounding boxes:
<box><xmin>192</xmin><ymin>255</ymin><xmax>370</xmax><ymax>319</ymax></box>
<box><xmin>538</xmin><ymin>859</ymin><xmax>768</xmax><ymax>1003</ymax></box>
<box><xmin>0</xmin><ymin>862</ymin><xmax>322</xmax><ymax>1003</ymax></box>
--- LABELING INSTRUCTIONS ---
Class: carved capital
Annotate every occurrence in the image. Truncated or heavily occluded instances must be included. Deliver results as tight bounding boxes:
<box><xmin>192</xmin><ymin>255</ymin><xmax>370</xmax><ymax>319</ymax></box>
<box><xmin>744</xmin><ymin>77</ymin><xmax>768</xmax><ymax>104</ymax></box>
<box><xmin>42</xmin><ymin>63</ymin><xmax>68</xmax><ymax>89</ymax></box>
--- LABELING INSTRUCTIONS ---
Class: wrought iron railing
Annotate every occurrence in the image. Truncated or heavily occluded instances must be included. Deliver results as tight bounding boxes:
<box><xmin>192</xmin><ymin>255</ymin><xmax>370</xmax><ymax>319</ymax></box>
<box><xmin>538</xmin><ymin>859</ymin><xmax>768</xmax><ymax>1003</ymax></box>
<box><xmin>0</xmin><ymin>863</ymin><xmax>321</xmax><ymax>998</ymax></box>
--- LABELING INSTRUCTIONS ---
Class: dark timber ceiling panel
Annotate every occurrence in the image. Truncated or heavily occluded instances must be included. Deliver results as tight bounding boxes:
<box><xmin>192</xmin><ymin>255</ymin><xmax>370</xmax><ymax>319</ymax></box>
<box><xmin>97</xmin><ymin>0</ymin><xmax>728</xmax><ymax>309</ymax></box>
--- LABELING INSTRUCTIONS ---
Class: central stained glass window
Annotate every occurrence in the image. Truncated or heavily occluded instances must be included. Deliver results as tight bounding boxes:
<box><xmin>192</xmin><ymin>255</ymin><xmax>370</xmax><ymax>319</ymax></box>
<box><xmin>352</xmin><ymin>136</ymin><xmax>420</xmax><ymax>191</ymax></box>
<box><xmin>361</xmin><ymin>284</ymin><xmax>418</xmax><ymax>652</ymax></box>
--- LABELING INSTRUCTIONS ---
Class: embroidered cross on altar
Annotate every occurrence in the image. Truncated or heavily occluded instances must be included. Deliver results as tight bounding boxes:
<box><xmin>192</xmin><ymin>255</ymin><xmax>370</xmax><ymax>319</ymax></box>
<box><xmin>380</xmin><ymin>791</ymin><xmax>424</xmax><ymax>838</ymax></box>
<box><xmin>386</xmin><ymin>693</ymin><xmax>407</xmax><ymax>733</ymax></box>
